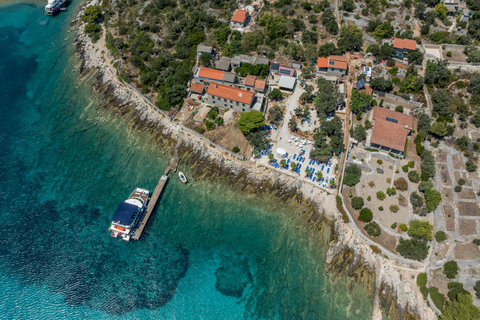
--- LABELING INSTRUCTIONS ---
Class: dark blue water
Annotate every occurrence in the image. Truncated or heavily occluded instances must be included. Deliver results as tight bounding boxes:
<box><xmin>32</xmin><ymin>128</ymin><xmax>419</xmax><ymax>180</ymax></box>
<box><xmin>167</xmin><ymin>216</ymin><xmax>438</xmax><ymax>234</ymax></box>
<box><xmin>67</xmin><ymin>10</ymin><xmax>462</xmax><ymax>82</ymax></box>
<box><xmin>0</xmin><ymin>2</ymin><xmax>374</xmax><ymax>319</ymax></box>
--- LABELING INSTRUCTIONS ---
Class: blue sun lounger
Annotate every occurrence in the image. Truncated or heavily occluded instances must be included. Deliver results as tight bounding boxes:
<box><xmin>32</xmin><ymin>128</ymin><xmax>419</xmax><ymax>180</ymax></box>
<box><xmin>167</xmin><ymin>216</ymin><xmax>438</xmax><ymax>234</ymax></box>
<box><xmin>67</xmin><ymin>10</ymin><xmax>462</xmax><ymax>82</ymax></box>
<box><xmin>293</xmin><ymin>154</ymin><xmax>296</xmax><ymax>160</ymax></box>
<box><xmin>327</xmin><ymin>168</ymin><xmax>330</xmax><ymax>173</ymax></box>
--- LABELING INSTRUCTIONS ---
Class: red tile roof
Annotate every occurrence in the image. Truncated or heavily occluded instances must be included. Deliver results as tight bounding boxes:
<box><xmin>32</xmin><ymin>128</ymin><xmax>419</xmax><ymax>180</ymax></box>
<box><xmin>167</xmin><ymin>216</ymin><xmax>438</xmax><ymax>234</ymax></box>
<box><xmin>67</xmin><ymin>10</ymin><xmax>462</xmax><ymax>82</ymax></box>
<box><xmin>190</xmin><ymin>83</ymin><xmax>205</xmax><ymax>94</ymax></box>
<box><xmin>317</xmin><ymin>57</ymin><xmax>329</xmax><ymax>68</ymax></box>
<box><xmin>393</xmin><ymin>38</ymin><xmax>417</xmax><ymax>51</ymax></box>
<box><xmin>232</xmin><ymin>10</ymin><xmax>248</xmax><ymax>23</ymax></box>
<box><xmin>364</xmin><ymin>85</ymin><xmax>373</xmax><ymax>95</ymax></box>
<box><xmin>329</xmin><ymin>55</ymin><xmax>348</xmax><ymax>70</ymax></box>
<box><xmin>198</xmin><ymin>68</ymin><xmax>225</xmax><ymax>81</ymax></box>
<box><xmin>244</xmin><ymin>75</ymin><xmax>256</xmax><ymax>86</ymax></box>
<box><xmin>370</xmin><ymin>120</ymin><xmax>409</xmax><ymax>152</ymax></box>
<box><xmin>207</xmin><ymin>83</ymin><xmax>254</xmax><ymax>104</ymax></box>
<box><xmin>254</xmin><ymin>79</ymin><xmax>266</xmax><ymax>90</ymax></box>
<box><xmin>372</xmin><ymin>106</ymin><xmax>413</xmax><ymax>129</ymax></box>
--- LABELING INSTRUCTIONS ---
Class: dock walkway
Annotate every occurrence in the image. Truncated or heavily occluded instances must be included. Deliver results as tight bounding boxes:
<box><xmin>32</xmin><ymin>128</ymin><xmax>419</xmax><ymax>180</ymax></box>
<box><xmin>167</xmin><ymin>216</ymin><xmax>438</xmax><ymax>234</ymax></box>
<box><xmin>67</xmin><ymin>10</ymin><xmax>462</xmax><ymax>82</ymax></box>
<box><xmin>131</xmin><ymin>175</ymin><xmax>168</xmax><ymax>240</ymax></box>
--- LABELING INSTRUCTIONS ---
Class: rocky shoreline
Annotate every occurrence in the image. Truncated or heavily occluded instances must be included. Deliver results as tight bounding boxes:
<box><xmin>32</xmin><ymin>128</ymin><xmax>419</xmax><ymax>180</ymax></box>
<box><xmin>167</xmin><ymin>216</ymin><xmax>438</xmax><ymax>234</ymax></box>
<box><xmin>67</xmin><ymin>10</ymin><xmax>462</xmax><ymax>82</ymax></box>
<box><xmin>71</xmin><ymin>4</ymin><xmax>436</xmax><ymax>319</ymax></box>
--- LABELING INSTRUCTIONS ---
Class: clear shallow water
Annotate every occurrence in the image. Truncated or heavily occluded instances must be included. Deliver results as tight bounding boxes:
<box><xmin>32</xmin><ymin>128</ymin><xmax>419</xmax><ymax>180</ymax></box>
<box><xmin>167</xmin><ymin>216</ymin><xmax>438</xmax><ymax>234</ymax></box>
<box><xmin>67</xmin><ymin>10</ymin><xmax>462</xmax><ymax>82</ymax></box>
<box><xmin>0</xmin><ymin>3</ymin><xmax>374</xmax><ymax>319</ymax></box>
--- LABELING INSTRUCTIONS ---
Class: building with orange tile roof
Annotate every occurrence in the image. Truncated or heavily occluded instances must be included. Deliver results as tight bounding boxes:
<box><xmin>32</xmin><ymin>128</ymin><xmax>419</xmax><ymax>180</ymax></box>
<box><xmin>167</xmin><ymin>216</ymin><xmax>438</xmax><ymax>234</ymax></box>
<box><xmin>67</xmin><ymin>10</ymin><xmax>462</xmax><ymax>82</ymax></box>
<box><xmin>205</xmin><ymin>83</ymin><xmax>256</xmax><ymax>112</ymax></box>
<box><xmin>368</xmin><ymin>106</ymin><xmax>414</xmax><ymax>155</ymax></box>
<box><xmin>190</xmin><ymin>83</ymin><xmax>205</xmax><ymax>94</ymax></box>
<box><xmin>231</xmin><ymin>9</ymin><xmax>250</xmax><ymax>27</ymax></box>
<box><xmin>316</xmin><ymin>55</ymin><xmax>348</xmax><ymax>76</ymax></box>
<box><xmin>392</xmin><ymin>38</ymin><xmax>418</xmax><ymax>59</ymax></box>
<box><xmin>194</xmin><ymin>67</ymin><xmax>237</xmax><ymax>84</ymax></box>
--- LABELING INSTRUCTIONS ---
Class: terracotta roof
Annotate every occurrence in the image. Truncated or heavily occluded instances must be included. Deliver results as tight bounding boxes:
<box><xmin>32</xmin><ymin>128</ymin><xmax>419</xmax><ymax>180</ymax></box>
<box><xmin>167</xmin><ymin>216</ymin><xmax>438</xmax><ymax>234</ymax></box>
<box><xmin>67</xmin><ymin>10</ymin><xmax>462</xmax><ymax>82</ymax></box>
<box><xmin>190</xmin><ymin>83</ymin><xmax>205</xmax><ymax>94</ymax></box>
<box><xmin>393</xmin><ymin>38</ymin><xmax>417</xmax><ymax>51</ymax></box>
<box><xmin>317</xmin><ymin>57</ymin><xmax>329</xmax><ymax>68</ymax></box>
<box><xmin>328</xmin><ymin>55</ymin><xmax>348</xmax><ymax>70</ymax></box>
<box><xmin>207</xmin><ymin>83</ymin><xmax>255</xmax><ymax>104</ymax></box>
<box><xmin>254</xmin><ymin>79</ymin><xmax>266</xmax><ymax>90</ymax></box>
<box><xmin>371</xmin><ymin>120</ymin><xmax>409</xmax><ymax>152</ymax></box>
<box><xmin>197</xmin><ymin>68</ymin><xmax>225</xmax><ymax>81</ymax></box>
<box><xmin>232</xmin><ymin>9</ymin><xmax>248</xmax><ymax>23</ymax></box>
<box><xmin>245</xmin><ymin>75</ymin><xmax>256</xmax><ymax>87</ymax></box>
<box><xmin>372</xmin><ymin>106</ymin><xmax>413</xmax><ymax>129</ymax></box>
<box><xmin>364</xmin><ymin>85</ymin><xmax>373</xmax><ymax>95</ymax></box>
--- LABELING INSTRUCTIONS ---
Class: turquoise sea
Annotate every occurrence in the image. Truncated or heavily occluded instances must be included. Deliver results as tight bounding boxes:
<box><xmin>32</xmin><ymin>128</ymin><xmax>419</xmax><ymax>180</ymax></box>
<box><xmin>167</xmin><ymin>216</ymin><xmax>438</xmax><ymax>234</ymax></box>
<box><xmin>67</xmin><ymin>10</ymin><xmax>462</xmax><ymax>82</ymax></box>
<box><xmin>0</xmin><ymin>2</ymin><xmax>375</xmax><ymax>319</ymax></box>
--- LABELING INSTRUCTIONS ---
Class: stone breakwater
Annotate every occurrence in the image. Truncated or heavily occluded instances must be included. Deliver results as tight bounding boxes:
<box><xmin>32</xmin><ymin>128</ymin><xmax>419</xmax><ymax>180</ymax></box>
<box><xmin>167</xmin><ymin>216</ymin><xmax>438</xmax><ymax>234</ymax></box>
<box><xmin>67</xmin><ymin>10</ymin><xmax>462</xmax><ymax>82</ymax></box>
<box><xmin>72</xmin><ymin>5</ymin><xmax>436</xmax><ymax>319</ymax></box>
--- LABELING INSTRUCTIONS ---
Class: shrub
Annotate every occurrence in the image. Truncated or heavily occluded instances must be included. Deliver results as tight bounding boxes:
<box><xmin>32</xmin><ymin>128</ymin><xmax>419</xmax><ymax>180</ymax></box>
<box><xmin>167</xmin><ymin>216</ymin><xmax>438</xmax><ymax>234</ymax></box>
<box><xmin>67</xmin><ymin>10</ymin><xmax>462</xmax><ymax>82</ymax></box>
<box><xmin>443</xmin><ymin>261</ymin><xmax>458</xmax><ymax>279</ymax></box>
<box><xmin>205</xmin><ymin>120</ymin><xmax>215</xmax><ymax>130</ymax></box>
<box><xmin>435</xmin><ymin>231</ymin><xmax>447</xmax><ymax>242</ymax></box>
<box><xmin>395</xmin><ymin>106</ymin><xmax>404</xmax><ymax>113</ymax></box>
<box><xmin>359</xmin><ymin>208</ymin><xmax>373</xmax><ymax>222</ymax></box>
<box><xmin>232</xmin><ymin>146</ymin><xmax>240</xmax><ymax>153</ymax></box>
<box><xmin>208</xmin><ymin>109</ymin><xmax>218</xmax><ymax>120</ymax></box>
<box><xmin>429</xmin><ymin>287</ymin><xmax>445</xmax><ymax>311</ymax></box>
<box><xmin>367</xmin><ymin>196</ymin><xmax>371</xmax><ymax>201</ymax></box>
<box><xmin>214</xmin><ymin>117</ymin><xmax>224</xmax><ymax>125</ymax></box>
<box><xmin>368</xmin><ymin>181</ymin><xmax>375</xmax><ymax>187</ymax></box>
<box><xmin>386</xmin><ymin>187</ymin><xmax>396</xmax><ymax>196</ymax></box>
<box><xmin>399</xmin><ymin>224</ymin><xmax>408</xmax><ymax>232</ymax></box>
<box><xmin>447</xmin><ymin>282</ymin><xmax>470</xmax><ymax>302</ymax></box>
<box><xmin>454</xmin><ymin>185</ymin><xmax>462</xmax><ymax>192</ymax></box>
<box><xmin>465</xmin><ymin>159</ymin><xmax>478</xmax><ymax>172</ymax></box>
<box><xmin>356</xmin><ymin>112</ymin><xmax>362</xmax><ymax>121</ymax></box>
<box><xmin>475</xmin><ymin>281</ymin><xmax>480</xmax><ymax>299</ymax></box>
<box><xmin>458</xmin><ymin>178</ymin><xmax>466</xmax><ymax>185</ymax></box>
<box><xmin>410</xmin><ymin>192</ymin><xmax>424</xmax><ymax>209</ymax></box>
<box><xmin>194</xmin><ymin>126</ymin><xmax>205</xmax><ymax>134</ymax></box>
<box><xmin>417</xmin><ymin>273</ymin><xmax>428</xmax><ymax>299</ymax></box>
<box><xmin>376</xmin><ymin>191</ymin><xmax>386</xmax><ymax>200</ymax></box>
<box><xmin>390</xmin><ymin>204</ymin><xmax>399</xmax><ymax>213</ymax></box>
<box><xmin>336</xmin><ymin>195</ymin><xmax>349</xmax><ymax>223</ymax></box>
<box><xmin>408</xmin><ymin>170</ymin><xmax>420</xmax><ymax>183</ymax></box>
<box><xmin>474</xmin><ymin>239</ymin><xmax>480</xmax><ymax>245</ymax></box>
<box><xmin>402</xmin><ymin>164</ymin><xmax>409</xmax><ymax>172</ymax></box>
<box><xmin>419</xmin><ymin>181</ymin><xmax>433</xmax><ymax>192</ymax></box>
<box><xmin>376</xmin><ymin>167</ymin><xmax>384</xmax><ymax>174</ymax></box>
<box><xmin>348</xmin><ymin>189</ymin><xmax>353</xmax><ymax>197</ymax></box>
<box><xmin>351</xmin><ymin>197</ymin><xmax>364</xmax><ymax>210</ymax></box>
<box><xmin>377</xmin><ymin>159</ymin><xmax>383</xmax><ymax>164</ymax></box>
<box><xmin>396</xmin><ymin>238</ymin><xmax>429</xmax><ymax>261</ymax></box>
<box><xmin>408</xmin><ymin>219</ymin><xmax>433</xmax><ymax>240</ymax></box>
<box><xmin>447</xmin><ymin>51</ymin><xmax>452</xmax><ymax>57</ymax></box>
<box><xmin>379</xmin><ymin>206</ymin><xmax>384</xmax><ymax>211</ymax></box>
<box><xmin>394</xmin><ymin>177</ymin><xmax>408</xmax><ymax>191</ymax></box>
<box><xmin>425</xmin><ymin>188</ymin><xmax>442</xmax><ymax>211</ymax></box>
<box><xmin>408</xmin><ymin>161</ymin><xmax>415</xmax><ymax>168</ymax></box>
<box><xmin>364</xmin><ymin>222</ymin><xmax>381</xmax><ymax>236</ymax></box>
<box><xmin>344</xmin><ymin>164</ymin><xmax>362</xmax><ymax>186</ymax></box>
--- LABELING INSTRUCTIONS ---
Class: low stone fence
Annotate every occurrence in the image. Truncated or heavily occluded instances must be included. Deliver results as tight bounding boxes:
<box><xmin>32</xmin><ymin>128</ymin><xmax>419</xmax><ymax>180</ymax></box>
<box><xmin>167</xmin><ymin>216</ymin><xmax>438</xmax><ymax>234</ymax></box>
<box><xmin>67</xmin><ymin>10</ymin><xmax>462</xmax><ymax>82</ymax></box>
<box><xmin>372</xmin><ymin>90</ymin><xmax>424</xmax><ymax>109</ymax></box>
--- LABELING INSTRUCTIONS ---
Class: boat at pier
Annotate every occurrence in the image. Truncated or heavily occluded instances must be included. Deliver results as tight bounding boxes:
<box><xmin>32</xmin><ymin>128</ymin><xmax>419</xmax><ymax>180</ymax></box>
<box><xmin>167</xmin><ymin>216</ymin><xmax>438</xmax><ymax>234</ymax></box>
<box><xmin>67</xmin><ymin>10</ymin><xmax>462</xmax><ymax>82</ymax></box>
<box><xmin>45</xmin><ymin>0</ymin><xmax>68</xmax><ymax>15</ymax></box>
<box><xmin>109</xmin><ymin>188</ymin><xmax>149</xmax><ymax>241</ymax></box>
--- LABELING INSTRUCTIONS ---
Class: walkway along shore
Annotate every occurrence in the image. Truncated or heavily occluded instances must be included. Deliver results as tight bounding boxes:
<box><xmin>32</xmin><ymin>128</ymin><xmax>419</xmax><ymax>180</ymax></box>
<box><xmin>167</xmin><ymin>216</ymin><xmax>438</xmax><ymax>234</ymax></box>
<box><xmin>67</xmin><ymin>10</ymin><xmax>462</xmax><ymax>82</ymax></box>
<box><xmin>71</xmin><ymin>2</ymin><xmax>437</xmax><ymax>318</ymax></box>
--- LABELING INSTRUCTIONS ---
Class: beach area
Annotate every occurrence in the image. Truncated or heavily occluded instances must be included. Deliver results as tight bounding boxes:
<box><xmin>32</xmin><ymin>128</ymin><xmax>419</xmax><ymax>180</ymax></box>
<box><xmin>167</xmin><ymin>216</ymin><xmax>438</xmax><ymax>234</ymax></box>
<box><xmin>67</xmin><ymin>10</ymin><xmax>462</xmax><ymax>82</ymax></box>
<box><xmin>0</xmin><ymin>0</ymin><xmax>436</xmax><ymax>318</ymax></box>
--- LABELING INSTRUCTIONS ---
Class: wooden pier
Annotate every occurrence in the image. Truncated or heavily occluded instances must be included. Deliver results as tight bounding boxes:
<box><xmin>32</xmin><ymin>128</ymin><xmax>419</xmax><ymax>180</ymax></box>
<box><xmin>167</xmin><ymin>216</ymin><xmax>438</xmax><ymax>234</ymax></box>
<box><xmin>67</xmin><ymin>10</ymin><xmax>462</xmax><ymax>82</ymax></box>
<box><xmin>131</xmin><ymin>175</ymin><xmax>169</xmax><ymax>241</ymax></box>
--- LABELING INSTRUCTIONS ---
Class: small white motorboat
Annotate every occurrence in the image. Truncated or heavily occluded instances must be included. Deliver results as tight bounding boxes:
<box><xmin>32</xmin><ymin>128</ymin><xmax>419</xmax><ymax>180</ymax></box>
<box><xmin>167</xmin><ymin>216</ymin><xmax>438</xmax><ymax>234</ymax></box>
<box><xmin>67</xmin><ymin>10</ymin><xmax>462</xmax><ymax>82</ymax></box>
<box><xmin>178</xmin><ymin>172</ymin><xmax>187</xmax><ymax>183</ymax></box>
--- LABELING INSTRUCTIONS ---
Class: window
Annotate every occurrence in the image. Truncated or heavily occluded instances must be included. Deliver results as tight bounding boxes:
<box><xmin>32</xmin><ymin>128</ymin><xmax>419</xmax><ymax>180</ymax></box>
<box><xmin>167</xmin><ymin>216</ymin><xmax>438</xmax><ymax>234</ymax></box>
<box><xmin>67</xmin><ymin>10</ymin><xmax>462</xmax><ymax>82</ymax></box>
<box><xmin>242</xmin><ymin>103</ymin><xmax>245</xmax><ymax>106</ymax></box>
<box><xmin>330</xmin><ymin>68</ymin><xmax>335</xmax><ymax>71</ymax></box>
<box><xmin>242</xmin><ymin>108</ymin><xmax>245</xmax><ymax>112</ymax></box>
<box><xmin>230</xmin><ymin>106</ymin><xmax>233</xmax><ymax>108</ymax></box>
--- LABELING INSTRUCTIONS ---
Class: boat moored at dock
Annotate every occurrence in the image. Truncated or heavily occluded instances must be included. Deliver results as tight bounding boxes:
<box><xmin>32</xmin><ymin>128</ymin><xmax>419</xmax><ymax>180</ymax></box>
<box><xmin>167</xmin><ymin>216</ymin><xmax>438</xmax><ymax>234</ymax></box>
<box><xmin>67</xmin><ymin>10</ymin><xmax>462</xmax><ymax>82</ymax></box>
<box><xmin>109</xmin><ymin>188</ymin><xmax>149</xmax><ymax>241</ymax></box>
<box><xmin>45</xmin><ymin>0</ymin><xmax>68</xmax><ymax>15</ymax></box>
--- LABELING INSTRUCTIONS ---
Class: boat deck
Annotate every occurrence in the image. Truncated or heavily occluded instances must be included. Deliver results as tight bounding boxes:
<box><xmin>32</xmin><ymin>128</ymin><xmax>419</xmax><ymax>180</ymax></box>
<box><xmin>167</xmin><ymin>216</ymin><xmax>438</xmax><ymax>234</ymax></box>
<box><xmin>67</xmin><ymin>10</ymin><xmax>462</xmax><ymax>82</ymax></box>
<box><xmin>131</xmin><ymin>175</ymin><xmax>168</xmax><ymax>240</ymax></box>
<box><xmin>130</xmin><ymin>189</ymin><xmax>149</xmax><ymax>204</ymax></box>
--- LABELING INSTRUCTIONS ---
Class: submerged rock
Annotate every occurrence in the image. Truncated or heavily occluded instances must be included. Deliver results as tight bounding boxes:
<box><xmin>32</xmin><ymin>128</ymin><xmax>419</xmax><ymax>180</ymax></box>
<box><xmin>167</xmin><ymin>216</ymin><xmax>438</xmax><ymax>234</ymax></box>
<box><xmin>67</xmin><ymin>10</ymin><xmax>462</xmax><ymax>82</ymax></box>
<box><xmin>214</xmin><ymin>253</ymin><xmax>252</xmax><ymax>298</ymax></box>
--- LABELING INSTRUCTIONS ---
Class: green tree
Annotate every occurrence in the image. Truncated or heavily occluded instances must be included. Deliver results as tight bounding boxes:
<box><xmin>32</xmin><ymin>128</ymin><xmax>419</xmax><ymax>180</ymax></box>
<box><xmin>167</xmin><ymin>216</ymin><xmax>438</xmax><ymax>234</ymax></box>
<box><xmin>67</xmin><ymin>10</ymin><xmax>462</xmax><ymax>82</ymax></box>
<box><xmin>364</xmin><ymin>222</ymin><xmax>381</xmax><ymax>236</ymax></box>
<box><xmin>358</xmin><ymin>208</ymin><xmax>373</xmax><ymax>222</ymax></box>
<box><xmin>237</xmin><ymin>111</ymin><xmax>265</xmax><ymax>135</ymax></box>
<box><xmin>349</xmin><ymin>90</ymin><xmax>373</xmax><ymax>114</ymax></box>
<box><xmin>430</xmin><ymin>121</ymin><xmax>448</xmax><ymax>137</ymax></box>
<box><xmin>432</xmin><ymin>90</ymin><xmax>450</xmax><ymax>116</ymax></box>
<box><xmin>434</xmin><ymin>3</ymin><xmax>449</xmax><ymax>19</ymax></box>
<box><xmin>370</xmin><ymin>78</ymin><xmax>393</xmax><ymax>92</ymax></box>
<box><xmin>268</xmin><ymin>153</ymin><xmax>274</xmax><ymax>161</ymax></box>
<box><xmin>269</xmin><ymin>88</ymin><xmax>284</xmax><ymax>101</ymax></box>
<box><xmin>351</xmin><ymin>197</ymin><xmax>364</xmax><ymax>210</ymax></box>
<box><xmin>268</xmin><ymin>105</ymin><xmax>283</xmax><ymax>124</ymax></box>
<box><xmin>288</xmin><ymin>118</ymin><xmax>298</xmax><ymax>132</ymax></box>
<box><xmin>344</xmin><ymin>164</ymin><xmax>362</xmax><ymax>186</ymax></box>
<box><xmin>199</xmin><ymin>52</ymin><xmax>211</xmax><ymax>66</ymax></box>
<box><xmin>280</xmin><ymin>159</ymin><xmax>287</xmax><ymax>167</ymax></box>
<box><xmin>342</xmin><ymin>0</ymin><xmax>355</xmax><ymax>11</ymax></box>
<box><xmin>258</xmin><ymin>14</ymin><xmax>287</xmax><ymax>39</ymax></box>
<box><xmin>408</xmin><ymin>170</ymin><xmax>420</xmax><ymax>183</ymax></box>
<box><xmin>440</xmin><ymin>294</ymin><xmax>480</xmax><ymax>320</ymax></box>
<box><xmin>316</xmin><ymin>171</ymin><xmax>323</xmax><ymax>180</ymax></box>
<box><xmin>350</xmin><ymin>124</ymin><xmax>367</xmax><ymax>141</ymax></box>
<box><xmin>337</xmin><ymin>25</ymin><xmax>363</xmax><ymax>52</ymax></box>
<box><xmin>290</xmin><ymin>162</ymin><xmax>297</xmax><ymax>170</ymax></box>
<box><xmin>425</xmin><ymin>188</ymin><xmax>442</xmax><ymax>211</ymax></box>
<box><xmin>318</xmin><ymin>42</ymin><xmax>337</xmax><ymax>57</ymax></box>
<box><xmin>443</xmin><ymin>261</ymin><xmax>459</xmax><ymax>279</ymax></box>
<box><xmin>410</xmin><ymin>192</ymin><xmax>424</xmax><ymax>209</ymax></box>
<box><xmin>466</xmin><ymin>159</ymin><xmax>478</xmax><ymax>172</ymax></box>
<box><xmin>408</xmin><ymin>219</ymin><xmax>433</xmax><ymax>240</ymax></box>
<box><xmin>377</xmin><ymin>191</ymin><xmax>386</xmax><ymax>200</ymax></box>
<box><xmin>305</xmin><ymin>167</ymin><xmax>311</xmax><ymax>176</ymax></box>
<box><xmin>82</xmin><ymin>5</ymin><xmax>102</xmax><ymax>23</ymax></box>
<box><xmin>421</xmin><ymin>150</ymin><xmax>436</xmax><ymax>178</ymax></box>
<box><xmin>396</xmin><ymin>238</ymin><xmax>430</xmax><ymax>261</ymax></box>
<box><xmin>407</xmin><ymin>50</ymin><xmax>424</xmax><ymax>65</ymax></box>
<box><xmin>372</xmin><ymin>22</ymin><xmax>395</xmax><ymax>39</ymax></box>
<box><xmin>435</xmin><ymin>231</ymin><xmax>447</xmax><ymax>242</ymax></box>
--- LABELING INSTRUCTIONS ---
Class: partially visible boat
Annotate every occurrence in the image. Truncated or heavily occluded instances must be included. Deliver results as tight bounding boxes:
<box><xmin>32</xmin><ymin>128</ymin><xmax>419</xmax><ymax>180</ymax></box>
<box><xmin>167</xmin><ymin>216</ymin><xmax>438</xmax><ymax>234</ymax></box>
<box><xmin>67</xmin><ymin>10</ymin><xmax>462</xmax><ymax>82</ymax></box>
<box><xmin>178</xmin><ymin>172</ymin><xmax>187</xmax><ymax>183</ymax></box>
<box><xmin>45</xmin><ymin>0</ymin><xmax>68</xmax><ymax>15</ymax></box>
<box><xmin>109</xmin><ymin>188</ymin><xmax>149</xmax><ymax>241</ymax></box>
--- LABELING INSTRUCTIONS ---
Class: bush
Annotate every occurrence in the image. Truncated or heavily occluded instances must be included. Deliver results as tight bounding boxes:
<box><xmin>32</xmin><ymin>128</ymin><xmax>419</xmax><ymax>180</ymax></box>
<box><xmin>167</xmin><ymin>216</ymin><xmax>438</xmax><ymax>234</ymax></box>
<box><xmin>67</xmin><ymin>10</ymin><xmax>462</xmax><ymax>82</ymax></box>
<box><xmin>402</xmin><ymin>164</ymin><xmax>409</xmax><ymax>172</ymax></box>
<box><xmin>214</xmin><ymin>117</ymin><xmax>224</xmax><ymax>125</ymax></box>
<box><xmin>425</xmin><ymin>188</ymin><xmax>442</xmax><ymax>211</ymax></box>
<box><xmin>232</xmin><ymin>146</ymin><xmax>240</xmax><ymax>153</ymax></box>
<box><xmin>447</xmin><ymin>282</ymin><xmax>470</xmax><ymax>302</ymax></box>
<box><xmin>356</xmin><ymin>112</ymin><xmax>362</xmax><ymax>121</ymax></box>
<box><xmin>421</xmin><ymin>150</ymin><xmax>436</xmax><ymax>178</ymax></box>
<box><xmin>344</xmin><ymin>164</ymin><xmax>362</xmax><ymax>186</ymax></box>
<box><xmin>367</xmin><ymin>196</ymin><xmax>371</xmax><ymax>201</ymax></box>
<box><xmin>351</xmin><ymin>197</ymin><xmax>364</xmax><ymax>210</ymax></box>
<box><xmin>465</xmin><ymin>159</ymin><xmax>478</xmax><ymax>172</ymax></box>
<box><xmin>237</xmin><ymin>111</ymin><xmax>265</xmax><ymax>135</ymax></box>
<box><xmin>376</xmin><ymin>191</ymin><xmax>386</xmax><ymax>200</ymax></box>
<box><xmin>386</xmin><ymin>187</ymin><xmax>396</xmax><ymax>196</ymax></box>
<box><xmin>208</xmin><ymin>109</ymin><xmax>218</xmax><ymax>120</ymax></box>
<box><xmin>359</xmin><ymin>208</ymin><xmax>373</xmax><ymax>222</ymax></box>
<box><xmin>410</xmin><ymin>192</ymin><xmax>424</xmax><ymax>209</ymax></box>
<box><xmin>435</xmin><ymin>231</ymin><xmax>447</xmax><ymax>242</ymax></box>
<box><xmin>379</xmin><ymin>206</ymin><xmax>384</xmax><ymax>211</ymax></box>
<box><xmin>408</xmin><ymin>219</ymin><xmax>433</xmax><ymax>240</ymax></box>
<box><xmin>454</xmin><ymin>185</ymin><xmax>462</xmax><ymax>192</ymax></box>
<box><xmin>447</xmin><ymin>51</ymin><xmax>452</xmax><ymax>57</ymax></box>
<box><xmin>390</xmin><ymin>204</ymin><xmax>399</xmax><ymax>213</ymax></box>
<box><xmin>475</xmin><ymin>281</ymin><xmax>480</xmax><ymax>299</ymax></box>
<box><xmin>474</xmin><ymin>239</ymin><xmax>480</xmax><ymax>245</ymax></box>
<box><xmin>419</xmin><ymin>181</ymin><xmax>433</xmax><ymax>192</ymax></box>
<box><xmin>408</xmin><ymin>161</ymin><xmax>415</xmax><ymax>168</ymax></box>
<box><xmin>205</xmin><ymin>120</ymin><xmax>215</xmax><ymax>130</ymax></box>
<box><xmin>396</xmin><ymin>238</ymin><xmax>430</xmax><ymax>260</ymax></box>
<box><xmin>348</xmin><ymin>189</ymin><xmax>353</xmax><ymax>197</ymax></box>
<box><xmin>194</xmin><ymin>126</ymin><xmax>205</xmax><ymax>134</ymax></box>
<box><xmin>391</xmin><ymin>222</ymin><xmax>397</xmax><ymax>229</ymax></box>
<box><xmin>429</xmin><ymin>287</ymin><xmax>446</xmax><ymax>311</ymax></box>
<box><xmin>377</xmin><ymin>159</ymin><xmax>383</xmax><ymax>164</ymax></box>
<box><xmin>417</xmin><ymin>273</ymin><xmax>428</xmax><ymax>299</ymax></box>
<box><xmin>443</xmin><ymin>261</ymin><xmax>458</xmax><ymax>279</ymax></box>
<box><xmin>458</xmin><ymin>178</ymin><xmax>466</xmax><ymax>185</ymax></box>
<box><xmin>364</xmin><ymin>222</ymin><xmax>381</xmax><ymax>236</ymax></box>
<box><xmin>400</xmin><ymin>224</ymin><xmax>408</xmax><ymax>232</ymax></box>
<box><xmin>395</xmin><ymin>106</ymin><xmax>404</xmax><ymax>113</ymax></box>
<box><xmin>394</xmin><ymin>177</ymin><xmax>408</xmax><ymax>191</ymax></box>
<box><xmin>408</xmin><ymin>170</ymin><xmax>420</xmax><ymax>183</ymax></box>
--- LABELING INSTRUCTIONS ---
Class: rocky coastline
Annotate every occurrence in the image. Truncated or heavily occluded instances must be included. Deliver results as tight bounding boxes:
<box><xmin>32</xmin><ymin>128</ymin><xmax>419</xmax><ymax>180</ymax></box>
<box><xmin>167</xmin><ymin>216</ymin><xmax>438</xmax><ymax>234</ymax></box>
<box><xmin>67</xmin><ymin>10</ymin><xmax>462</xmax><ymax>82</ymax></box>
<box><xmin>71</xmin><ymin>4</ymin><xmax>436</xmax><ymax>319</ymax></box>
